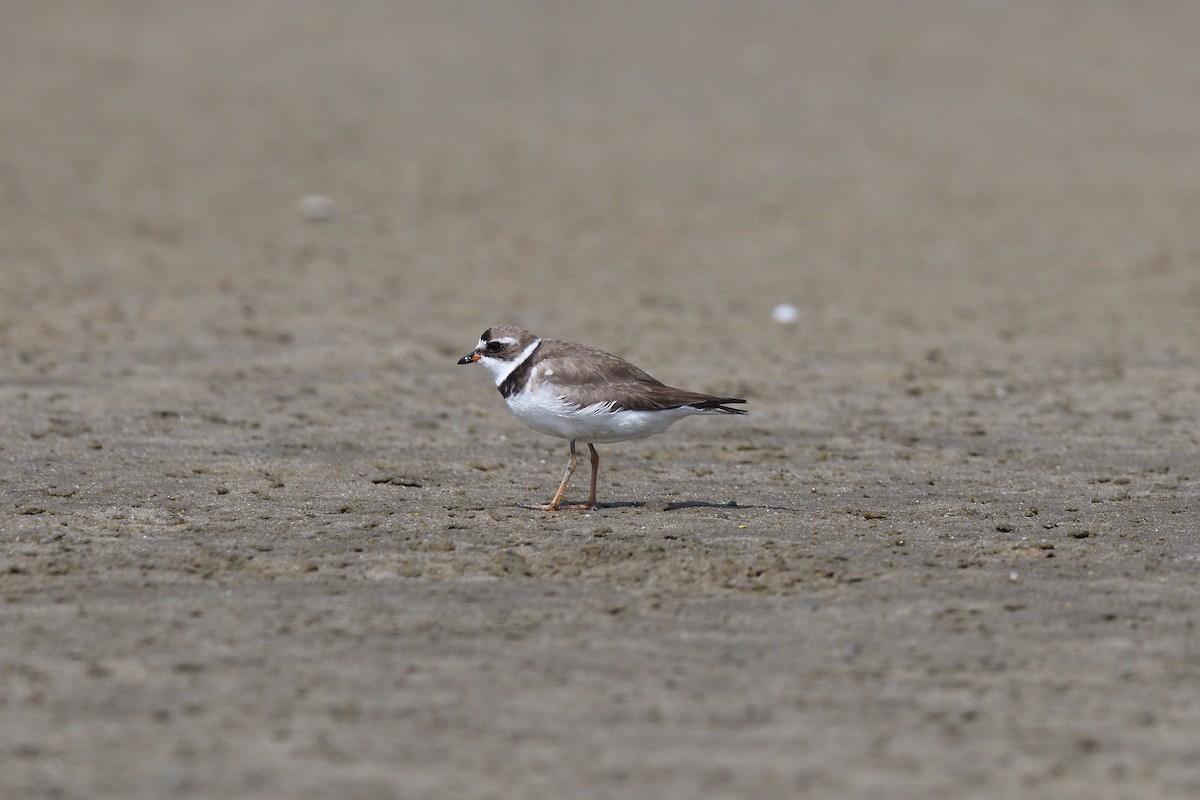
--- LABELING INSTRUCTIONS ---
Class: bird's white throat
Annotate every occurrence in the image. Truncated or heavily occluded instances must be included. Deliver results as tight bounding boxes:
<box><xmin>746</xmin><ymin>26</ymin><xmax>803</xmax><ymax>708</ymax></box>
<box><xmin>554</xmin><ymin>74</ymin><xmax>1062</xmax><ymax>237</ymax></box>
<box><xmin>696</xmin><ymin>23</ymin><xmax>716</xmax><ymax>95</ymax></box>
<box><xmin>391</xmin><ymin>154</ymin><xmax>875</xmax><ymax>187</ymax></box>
<box><xmin>483</xmin><ymin>338</ymin><xmax>541</xmax><ymax>387</ymax></box>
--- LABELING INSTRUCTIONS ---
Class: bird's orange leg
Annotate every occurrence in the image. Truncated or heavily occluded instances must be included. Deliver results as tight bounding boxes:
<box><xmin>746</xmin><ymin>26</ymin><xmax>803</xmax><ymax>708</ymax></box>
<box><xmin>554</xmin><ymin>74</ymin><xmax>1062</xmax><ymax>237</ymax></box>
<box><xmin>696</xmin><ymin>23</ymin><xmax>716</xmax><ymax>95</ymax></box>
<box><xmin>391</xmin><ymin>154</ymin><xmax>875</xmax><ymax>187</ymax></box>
<box><xmin>585</xmin><ymin>443</ymin><xmax>600</xmax><ymax>509</ymax></box>
<box><xmin>521</xmin><ymin>440</ymin><xmax>596</xmax><ymax>511</ymax></box>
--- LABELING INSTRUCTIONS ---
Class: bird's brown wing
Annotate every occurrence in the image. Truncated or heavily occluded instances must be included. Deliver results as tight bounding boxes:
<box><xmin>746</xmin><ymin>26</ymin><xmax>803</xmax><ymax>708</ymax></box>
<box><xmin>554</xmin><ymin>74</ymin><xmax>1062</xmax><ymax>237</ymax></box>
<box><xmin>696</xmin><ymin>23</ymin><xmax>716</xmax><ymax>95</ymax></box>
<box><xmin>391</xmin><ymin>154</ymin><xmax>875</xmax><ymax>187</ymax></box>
<box><xmin>535</xmin><ymin>339</ymin><xmax>747</xmax><ymax>413</ymax></box>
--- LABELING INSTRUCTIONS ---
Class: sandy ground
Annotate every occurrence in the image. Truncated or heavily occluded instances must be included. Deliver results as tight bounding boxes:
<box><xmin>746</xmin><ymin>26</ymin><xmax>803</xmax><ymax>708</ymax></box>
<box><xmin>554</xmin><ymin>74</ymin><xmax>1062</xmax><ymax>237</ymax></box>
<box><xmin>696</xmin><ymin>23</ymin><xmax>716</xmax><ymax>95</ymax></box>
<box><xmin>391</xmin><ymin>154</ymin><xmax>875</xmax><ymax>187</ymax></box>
<box><xmin>3</xmin><ymin>2</ymin><xmax>1200</xmax><ymax>798</ymax></box>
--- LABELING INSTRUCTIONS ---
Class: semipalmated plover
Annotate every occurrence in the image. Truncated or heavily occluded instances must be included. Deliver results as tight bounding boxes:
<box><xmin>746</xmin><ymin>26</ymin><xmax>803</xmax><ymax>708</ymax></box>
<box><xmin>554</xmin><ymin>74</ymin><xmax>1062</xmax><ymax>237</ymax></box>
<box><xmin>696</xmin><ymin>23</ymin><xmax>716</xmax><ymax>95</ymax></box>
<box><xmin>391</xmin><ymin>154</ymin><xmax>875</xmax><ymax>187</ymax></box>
<box><xmin>458</xmin><ymin>324</ymin><xmax>747</xmax><ymax>510</ymax></box>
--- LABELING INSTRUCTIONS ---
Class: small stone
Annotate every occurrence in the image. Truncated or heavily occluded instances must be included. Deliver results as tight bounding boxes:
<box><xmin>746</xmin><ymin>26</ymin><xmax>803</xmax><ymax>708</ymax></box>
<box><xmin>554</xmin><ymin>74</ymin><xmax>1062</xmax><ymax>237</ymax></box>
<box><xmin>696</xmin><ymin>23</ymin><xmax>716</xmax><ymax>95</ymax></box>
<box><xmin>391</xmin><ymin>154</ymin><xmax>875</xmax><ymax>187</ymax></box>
<box><xmin>771</xmin><ymin>303</ymin><xmax>801</xmax><ymax>324</ymax></box>
<box><xmin>298</xmin><ymin>195</ymin><xmax>334</xmax><ymax>222</ymax></box>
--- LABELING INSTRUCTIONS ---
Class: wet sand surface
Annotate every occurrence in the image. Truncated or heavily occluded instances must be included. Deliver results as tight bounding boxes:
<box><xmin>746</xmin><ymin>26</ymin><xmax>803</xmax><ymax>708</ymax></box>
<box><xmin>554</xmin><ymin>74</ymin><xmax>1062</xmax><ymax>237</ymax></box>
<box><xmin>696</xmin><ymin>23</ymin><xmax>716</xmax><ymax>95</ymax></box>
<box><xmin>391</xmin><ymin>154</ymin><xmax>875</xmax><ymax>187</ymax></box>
<box><xmin>2</xmin><ymin>2</ymin><xmax>1199</xmax><ymax>798</ymax></box>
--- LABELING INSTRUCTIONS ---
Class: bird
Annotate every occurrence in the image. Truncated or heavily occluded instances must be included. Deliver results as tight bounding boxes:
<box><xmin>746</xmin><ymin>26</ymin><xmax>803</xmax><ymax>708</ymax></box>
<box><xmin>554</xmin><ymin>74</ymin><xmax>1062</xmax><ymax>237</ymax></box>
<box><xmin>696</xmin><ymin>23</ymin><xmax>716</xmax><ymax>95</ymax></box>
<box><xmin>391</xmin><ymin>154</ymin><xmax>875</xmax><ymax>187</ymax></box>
<box><xmin>457</xmin><ymin>324</ymin><xmax>747</xmax><ymax>510</ymax></box>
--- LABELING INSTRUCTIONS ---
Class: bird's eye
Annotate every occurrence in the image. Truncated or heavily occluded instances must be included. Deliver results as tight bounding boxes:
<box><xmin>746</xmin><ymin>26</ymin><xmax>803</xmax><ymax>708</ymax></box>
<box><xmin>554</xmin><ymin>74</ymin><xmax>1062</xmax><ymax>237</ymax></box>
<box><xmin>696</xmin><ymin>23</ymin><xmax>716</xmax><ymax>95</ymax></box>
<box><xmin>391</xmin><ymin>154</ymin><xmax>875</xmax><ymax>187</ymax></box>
<box><xmin>486</xmin><ymin>341</ymin><xmax>503</xmax><ymax>353</ymax></box>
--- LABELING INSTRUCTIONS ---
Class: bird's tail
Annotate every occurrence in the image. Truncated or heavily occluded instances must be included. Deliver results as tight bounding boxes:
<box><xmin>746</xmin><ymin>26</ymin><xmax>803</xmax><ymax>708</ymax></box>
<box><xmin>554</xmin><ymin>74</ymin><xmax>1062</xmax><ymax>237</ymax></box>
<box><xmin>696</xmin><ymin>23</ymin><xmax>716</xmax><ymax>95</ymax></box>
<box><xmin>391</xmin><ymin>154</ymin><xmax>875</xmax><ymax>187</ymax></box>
<box><xmin>690</xmin><ymin>397</ymin><xmax>748</xmax><ymax>415</ymax></box>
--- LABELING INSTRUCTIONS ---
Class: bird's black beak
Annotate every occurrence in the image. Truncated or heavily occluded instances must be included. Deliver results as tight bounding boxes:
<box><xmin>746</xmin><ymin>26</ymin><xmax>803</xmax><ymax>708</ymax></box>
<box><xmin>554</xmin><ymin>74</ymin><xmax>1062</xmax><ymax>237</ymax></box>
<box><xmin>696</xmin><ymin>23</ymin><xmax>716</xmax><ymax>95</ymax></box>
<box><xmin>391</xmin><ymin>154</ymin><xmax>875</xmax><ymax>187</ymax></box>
<box><xmin>458</xmin><ymin>352</ymin><xmax>480</xmax><ymax>365</ymax></box>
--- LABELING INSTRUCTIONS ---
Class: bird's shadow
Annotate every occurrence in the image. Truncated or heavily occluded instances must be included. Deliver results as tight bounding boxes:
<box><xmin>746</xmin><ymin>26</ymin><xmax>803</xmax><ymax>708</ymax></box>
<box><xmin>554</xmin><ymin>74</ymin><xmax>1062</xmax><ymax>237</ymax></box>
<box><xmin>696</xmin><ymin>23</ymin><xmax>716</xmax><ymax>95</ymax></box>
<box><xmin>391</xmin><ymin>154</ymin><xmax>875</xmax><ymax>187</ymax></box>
<box><xmin>662</xmin><ymin>500</ymin><xmax>742</xmax><ymax>511</ymax></box>
<box><xmin>529</xmin><ymin>499</ymin><xmax>798</xmax><ymax>513</ymax></box>
<box><xmin>659</xmin><ymin>500</ymin><xmax>798</xmax><ymax>513</ymax></box>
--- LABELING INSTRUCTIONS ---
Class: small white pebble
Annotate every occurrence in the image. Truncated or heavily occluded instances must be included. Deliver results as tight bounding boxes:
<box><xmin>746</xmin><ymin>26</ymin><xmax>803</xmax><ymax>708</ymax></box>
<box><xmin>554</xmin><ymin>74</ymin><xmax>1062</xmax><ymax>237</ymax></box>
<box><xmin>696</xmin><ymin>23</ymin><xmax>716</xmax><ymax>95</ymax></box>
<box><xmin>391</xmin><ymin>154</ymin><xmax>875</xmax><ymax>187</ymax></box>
<box><xmin>771</xmin><ymin>302</ymin><xmax>801</xmax><ymax>324</ymax></box>
<box><xmin>298</xmin><ymin>195</ymin><xmax>334</xmax><ymax>222</ymax></box>
<box><xmin>1008</xmin><ymin>571</ymin><xmax>1021</xmax><ymax>583</ymax></box>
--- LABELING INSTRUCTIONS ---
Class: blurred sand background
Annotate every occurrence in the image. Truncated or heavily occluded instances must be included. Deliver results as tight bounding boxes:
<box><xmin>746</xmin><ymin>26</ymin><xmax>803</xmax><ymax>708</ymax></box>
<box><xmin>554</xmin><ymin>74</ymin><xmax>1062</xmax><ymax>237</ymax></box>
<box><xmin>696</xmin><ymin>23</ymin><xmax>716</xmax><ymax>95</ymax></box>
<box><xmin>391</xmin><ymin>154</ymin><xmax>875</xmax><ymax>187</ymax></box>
<box><xmin>2</xmin><ymin>2</ymin><xmax>1199</xmax><ymax>798</ymax></box>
